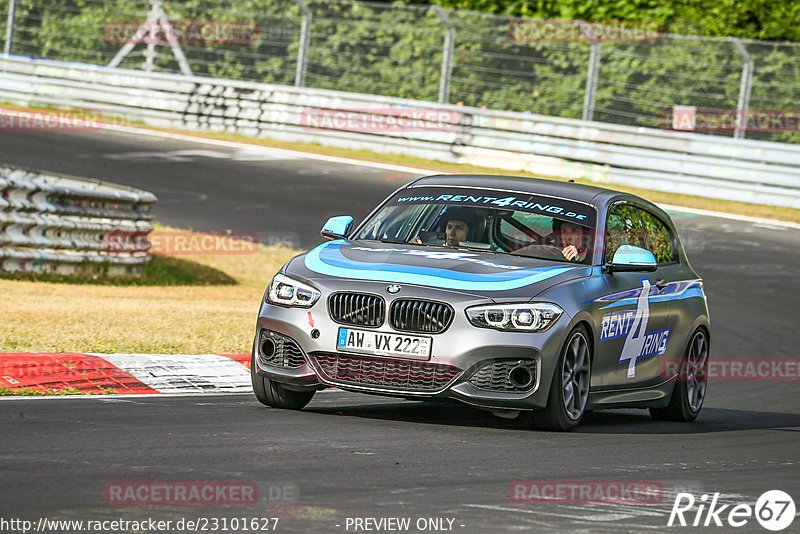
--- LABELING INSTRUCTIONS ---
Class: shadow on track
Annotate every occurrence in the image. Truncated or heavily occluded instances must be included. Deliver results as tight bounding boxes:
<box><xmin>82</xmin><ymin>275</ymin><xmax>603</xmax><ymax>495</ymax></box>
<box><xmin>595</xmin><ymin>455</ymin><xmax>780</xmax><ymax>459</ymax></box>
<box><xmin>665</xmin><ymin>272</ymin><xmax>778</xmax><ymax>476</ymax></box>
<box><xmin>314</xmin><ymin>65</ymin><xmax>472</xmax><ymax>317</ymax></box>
<box><xmin>307</xmin><ymin>399</ymin><xmax>528</xmax><ymax>430</ymax></box>
<box><xmin>577</xmin><ymin>407</ymin><xmax>800</xmax><ymax>434</ymax></box>
<box><xmin>305</xmin><ymin>398</ymin><xmax>800</xmax><ymax>434</ymax></box>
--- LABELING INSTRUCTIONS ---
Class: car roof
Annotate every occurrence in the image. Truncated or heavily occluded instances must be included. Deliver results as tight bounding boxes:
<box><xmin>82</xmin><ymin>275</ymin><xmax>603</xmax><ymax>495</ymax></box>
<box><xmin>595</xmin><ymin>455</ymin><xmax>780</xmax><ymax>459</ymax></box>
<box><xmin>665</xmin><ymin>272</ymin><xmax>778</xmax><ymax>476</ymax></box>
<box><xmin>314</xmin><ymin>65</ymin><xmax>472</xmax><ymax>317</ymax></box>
<box><xmin>407</xmin><ymin>174</ymin><xmax>625</xmax><ymax>206</ymax></box>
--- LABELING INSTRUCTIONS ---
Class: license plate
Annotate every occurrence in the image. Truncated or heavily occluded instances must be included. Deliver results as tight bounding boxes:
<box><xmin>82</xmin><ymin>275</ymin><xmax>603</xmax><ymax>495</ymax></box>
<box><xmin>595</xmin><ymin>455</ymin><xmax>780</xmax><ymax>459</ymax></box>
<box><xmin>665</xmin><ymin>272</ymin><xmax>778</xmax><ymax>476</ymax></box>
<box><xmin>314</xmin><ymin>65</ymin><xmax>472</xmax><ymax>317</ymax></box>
<box><xmin>336</xmin><ymin>327</ymin><xmax>432</xmax><ymax>360</ymax></box>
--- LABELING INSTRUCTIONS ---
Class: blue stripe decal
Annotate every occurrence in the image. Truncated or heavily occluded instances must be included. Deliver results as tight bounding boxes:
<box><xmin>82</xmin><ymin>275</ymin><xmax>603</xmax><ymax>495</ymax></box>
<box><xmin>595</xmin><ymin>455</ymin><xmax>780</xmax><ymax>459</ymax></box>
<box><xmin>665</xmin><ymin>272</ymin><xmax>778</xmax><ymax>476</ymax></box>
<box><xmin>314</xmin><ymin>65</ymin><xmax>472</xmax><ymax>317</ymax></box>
<box><xmin>304</xmin><ymin>242</ymin><xmax>575</xmax><ymax>290</ymax></box>
<box><xmin>596</xmin><ymin>280</ymin><xmax>705</xmax><ymax>310</ymax></box>
<box><xmin>337</xmin><ymin>328</ymin><xmax>348</xmax><ymax>347</ymax></box>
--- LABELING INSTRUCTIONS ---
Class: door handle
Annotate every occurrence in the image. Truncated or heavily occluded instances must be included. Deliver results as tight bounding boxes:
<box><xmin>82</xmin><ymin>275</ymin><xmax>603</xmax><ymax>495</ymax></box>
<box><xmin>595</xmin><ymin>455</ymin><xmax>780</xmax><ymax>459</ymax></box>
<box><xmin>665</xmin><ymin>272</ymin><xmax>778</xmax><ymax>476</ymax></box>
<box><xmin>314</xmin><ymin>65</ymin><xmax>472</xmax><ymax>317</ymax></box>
<box><xmin>655</xmin><ymin>278</ymin><xmax>668</xmax><ymax>290</ymax></box>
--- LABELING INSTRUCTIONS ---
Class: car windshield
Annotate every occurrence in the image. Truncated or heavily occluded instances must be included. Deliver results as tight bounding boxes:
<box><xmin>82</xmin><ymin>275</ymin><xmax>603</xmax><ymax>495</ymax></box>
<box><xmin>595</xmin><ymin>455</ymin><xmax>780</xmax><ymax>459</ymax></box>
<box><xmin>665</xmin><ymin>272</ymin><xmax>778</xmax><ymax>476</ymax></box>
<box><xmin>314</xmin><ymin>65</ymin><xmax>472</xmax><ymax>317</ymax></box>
<box><xmin>353</xmin><ymin>187</ymin><xmax>598</xmax><ymax>264</ymax></box>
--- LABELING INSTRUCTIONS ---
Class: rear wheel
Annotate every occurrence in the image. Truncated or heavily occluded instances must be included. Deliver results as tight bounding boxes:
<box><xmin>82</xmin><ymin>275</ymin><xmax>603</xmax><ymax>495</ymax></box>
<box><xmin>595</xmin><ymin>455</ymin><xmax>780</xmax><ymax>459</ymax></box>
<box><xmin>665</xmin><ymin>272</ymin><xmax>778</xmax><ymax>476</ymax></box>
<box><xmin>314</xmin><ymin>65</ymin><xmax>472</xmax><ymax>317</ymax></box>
<box><xmin>251</xmin><ymin>350</ymin><xmax>315</xmax><ymax>410</ymax></box>
<box><xmin>527</xmin><ymin>326</ymin><xmax>591</xmax><ymax>431</ymax></box>
<box><xmin>650</xmin><ymin>328</ymin><xmax>708</xmax><ymax>422</ymax></box>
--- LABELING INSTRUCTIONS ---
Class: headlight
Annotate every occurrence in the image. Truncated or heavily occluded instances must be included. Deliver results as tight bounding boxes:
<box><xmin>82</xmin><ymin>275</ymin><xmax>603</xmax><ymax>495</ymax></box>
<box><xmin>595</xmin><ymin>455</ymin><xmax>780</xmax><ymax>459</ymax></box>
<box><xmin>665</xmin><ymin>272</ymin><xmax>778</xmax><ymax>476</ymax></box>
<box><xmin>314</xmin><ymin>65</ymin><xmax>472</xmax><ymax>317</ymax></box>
<box><xmin>466</xmin><ymin>303</ymin><xmax>563</xmax><ymax>332</ymax></box>
<box><xmin>266</xmin><ymin>273</ymin><xmax>321</xmax><ymax>308</ymax></box>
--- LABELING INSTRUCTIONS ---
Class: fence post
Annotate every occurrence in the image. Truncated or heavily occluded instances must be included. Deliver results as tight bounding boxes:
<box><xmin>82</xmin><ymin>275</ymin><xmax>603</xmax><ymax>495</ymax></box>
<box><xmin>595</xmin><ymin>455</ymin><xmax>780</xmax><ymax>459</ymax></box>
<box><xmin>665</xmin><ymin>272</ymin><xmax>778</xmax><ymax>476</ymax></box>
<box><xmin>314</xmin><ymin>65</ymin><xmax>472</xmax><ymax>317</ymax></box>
<box><xmin>4</xmin><ymin>0</ymin><xmax>16</xmax><ymax>57</ymax></box>
<box><xmin>581</xmin><ymin>24</ymin><xmax>601</xmax><ymax>122</ymax></box>
<box><xmin>108</xmin><ymin>0</ymin><xmax>191</xmax><ymax>75</ymax></box>
<box><xmin>143</xmin><ymin>0</ymin><xmax>161</xmax><ymax>73</ymax></box>
<box><xmin>730</xmin><ymin>37</ymin><xmax>753</xmax><ymax>140</ymax></box>
<box><xmin>433</xmin><ymin>6</ymin><xmax>455</xmax><ymax>104</ymax></box>
<box><xmin>295</xmin><ymin>0</ymin><xmax>311</xmax><ymax>87</ymax></box>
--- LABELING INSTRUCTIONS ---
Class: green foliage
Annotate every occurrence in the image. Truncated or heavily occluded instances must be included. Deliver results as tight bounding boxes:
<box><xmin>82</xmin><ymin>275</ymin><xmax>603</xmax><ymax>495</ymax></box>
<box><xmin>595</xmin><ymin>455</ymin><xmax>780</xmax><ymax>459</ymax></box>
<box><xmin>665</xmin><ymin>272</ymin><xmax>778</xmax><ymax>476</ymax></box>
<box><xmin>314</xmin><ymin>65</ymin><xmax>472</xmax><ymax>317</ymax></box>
<box><xmin>415</xmin><ymin>0</ymin><xmax>800</xmax><ymax>42</ymax></box>
<box><xmin>301</xmin><ymin>1</ymin><xmax>444</xmax><ymax>99</ymax></box>
<box><xmin>3</xmin><ymin>0</ymin><xmax>798</xmax><ymax>143</ymax></box>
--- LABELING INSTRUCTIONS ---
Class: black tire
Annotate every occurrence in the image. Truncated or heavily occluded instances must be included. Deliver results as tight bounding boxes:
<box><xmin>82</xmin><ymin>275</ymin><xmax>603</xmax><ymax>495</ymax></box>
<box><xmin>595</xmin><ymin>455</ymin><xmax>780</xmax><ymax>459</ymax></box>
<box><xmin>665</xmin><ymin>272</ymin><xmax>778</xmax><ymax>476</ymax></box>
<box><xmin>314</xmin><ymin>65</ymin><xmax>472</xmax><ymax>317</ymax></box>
<box><xmin>650</xmin><ymin>328</ymin><xmax>708</xmax><ymax>422</ymax></box>
<box><xmin>526</xmin><ymin>325</ymin><xmax>592</xmax><ymax>431</ymax></box>
<box><xmin>251</xmin><ymin>350</ymin><xmax>315</xmax><ymax>410</ymax></box>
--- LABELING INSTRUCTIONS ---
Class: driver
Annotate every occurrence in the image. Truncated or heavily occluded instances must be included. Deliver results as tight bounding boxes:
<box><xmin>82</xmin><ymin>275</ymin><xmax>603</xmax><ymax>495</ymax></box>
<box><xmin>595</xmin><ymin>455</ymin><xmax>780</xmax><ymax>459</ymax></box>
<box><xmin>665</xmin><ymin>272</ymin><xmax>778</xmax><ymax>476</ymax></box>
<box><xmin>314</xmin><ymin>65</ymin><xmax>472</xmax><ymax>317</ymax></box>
<box><xmin>411</xmin><ymin>207</ymin><xmax>479</xmax><ymax>247</ymax></box>
<box><xmin>443</xmin><ymin>218</ymin><xmax>470</xmax><ymax>247</ymax></box>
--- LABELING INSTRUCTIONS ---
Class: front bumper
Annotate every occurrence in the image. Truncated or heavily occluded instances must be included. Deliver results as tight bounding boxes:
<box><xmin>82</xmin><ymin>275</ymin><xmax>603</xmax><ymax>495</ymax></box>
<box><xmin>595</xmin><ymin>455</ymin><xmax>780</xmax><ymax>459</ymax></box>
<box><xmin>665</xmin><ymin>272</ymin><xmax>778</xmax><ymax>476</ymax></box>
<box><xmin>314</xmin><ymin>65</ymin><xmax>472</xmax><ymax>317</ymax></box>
<box><xmin>253</xmin><ymin>288</ymin><xmax>572</xmax><ymax>411</ymax></box>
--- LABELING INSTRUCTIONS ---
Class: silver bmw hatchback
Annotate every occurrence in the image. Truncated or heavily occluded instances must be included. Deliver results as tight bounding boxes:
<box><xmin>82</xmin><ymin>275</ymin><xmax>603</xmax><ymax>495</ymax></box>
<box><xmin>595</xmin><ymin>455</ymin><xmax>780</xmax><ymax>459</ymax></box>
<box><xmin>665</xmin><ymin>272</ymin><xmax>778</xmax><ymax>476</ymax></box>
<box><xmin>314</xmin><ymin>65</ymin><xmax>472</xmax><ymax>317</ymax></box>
<box><xmin>251</xmin><ymin>175</ymin><xmax>710</xmax><ymax>431</ymax></box>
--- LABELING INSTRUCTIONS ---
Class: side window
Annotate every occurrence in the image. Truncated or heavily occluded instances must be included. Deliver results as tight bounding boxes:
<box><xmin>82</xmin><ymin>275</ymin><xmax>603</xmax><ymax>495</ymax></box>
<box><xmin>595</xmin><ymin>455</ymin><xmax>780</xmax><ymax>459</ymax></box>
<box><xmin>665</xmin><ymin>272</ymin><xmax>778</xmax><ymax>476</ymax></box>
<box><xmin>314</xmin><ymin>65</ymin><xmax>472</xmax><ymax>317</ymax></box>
<box><xmin>358</xmin><ymin>205</ymin><xmax>429</xmax><ymax>242</ymax></box>
<box><xmin>605</xmin><ymin>203</ymin><xmax>646</xmax><ymax>263</ymax></box>
<box><xmin>638</xmin><ymin>209</ymin><xmax>676</xmax><ymax>263</ymax></box>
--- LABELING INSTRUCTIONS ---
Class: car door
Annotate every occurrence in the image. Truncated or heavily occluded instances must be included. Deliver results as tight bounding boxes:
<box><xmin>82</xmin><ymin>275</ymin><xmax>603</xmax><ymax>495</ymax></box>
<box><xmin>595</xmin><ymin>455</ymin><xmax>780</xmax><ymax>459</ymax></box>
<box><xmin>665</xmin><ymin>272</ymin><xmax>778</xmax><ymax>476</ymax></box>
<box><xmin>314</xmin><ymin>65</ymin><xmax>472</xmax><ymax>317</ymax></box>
<box><xmin>637</xmin><ymin>206</ymin><xmax>687</xmax><ymax>382</ymax></box>
<box><xmin>594</xmin><ymin>202</ymin><xmax>674</xmax><ymax>389</ymax></box>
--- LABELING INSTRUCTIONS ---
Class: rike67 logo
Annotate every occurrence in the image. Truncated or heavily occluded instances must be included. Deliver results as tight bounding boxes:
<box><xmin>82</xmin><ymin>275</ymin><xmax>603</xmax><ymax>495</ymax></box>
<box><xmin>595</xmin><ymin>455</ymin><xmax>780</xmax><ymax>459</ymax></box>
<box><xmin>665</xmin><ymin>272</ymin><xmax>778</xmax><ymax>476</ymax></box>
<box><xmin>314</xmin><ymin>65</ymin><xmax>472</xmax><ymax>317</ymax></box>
<box><xmin>669</xmin><ymin>490</ymin><xmax>795</xmax><ymax>531</ymax></box>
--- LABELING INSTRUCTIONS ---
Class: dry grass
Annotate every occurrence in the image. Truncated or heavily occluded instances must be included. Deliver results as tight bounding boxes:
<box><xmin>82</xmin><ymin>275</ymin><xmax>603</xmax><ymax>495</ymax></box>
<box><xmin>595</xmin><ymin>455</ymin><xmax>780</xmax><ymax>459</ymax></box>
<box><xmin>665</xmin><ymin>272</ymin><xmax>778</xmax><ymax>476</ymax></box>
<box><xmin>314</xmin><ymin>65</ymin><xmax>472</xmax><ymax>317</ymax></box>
<box><xmin>0</xmin><ymin>225</ymin><xmax>299</xmax><ymax>354</ymax></box>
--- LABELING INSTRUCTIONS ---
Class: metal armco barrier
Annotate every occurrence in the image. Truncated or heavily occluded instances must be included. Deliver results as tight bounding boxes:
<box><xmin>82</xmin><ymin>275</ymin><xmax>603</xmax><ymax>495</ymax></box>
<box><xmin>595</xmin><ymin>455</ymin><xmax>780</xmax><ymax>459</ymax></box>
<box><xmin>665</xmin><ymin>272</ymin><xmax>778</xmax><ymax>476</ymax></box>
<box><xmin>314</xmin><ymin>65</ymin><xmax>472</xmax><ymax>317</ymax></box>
<box><xmin>1</xmin><ymin>56</ymin><xmax>799</xmax><ymax>209</ymax></box>
<box><xmin>0</xmin><ymin>164</ymin><xmax>157</xmax><ymax>275</ymax></box>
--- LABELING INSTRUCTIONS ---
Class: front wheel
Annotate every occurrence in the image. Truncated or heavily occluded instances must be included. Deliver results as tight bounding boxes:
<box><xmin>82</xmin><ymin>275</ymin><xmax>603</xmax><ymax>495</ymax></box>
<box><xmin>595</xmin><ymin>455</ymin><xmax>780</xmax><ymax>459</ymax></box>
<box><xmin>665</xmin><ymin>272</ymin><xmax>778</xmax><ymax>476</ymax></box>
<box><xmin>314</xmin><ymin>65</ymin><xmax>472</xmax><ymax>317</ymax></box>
<box><xmin>650</xmin><ymin>328</ymin><xmax>708</xmax><ymax>422</ymax></box>
<box><xmin>251</xmin><ymin>351</ymin><xmax>315</xmax><ymax>410</ymax></box>
<box><xmin>526</xmin><ymin>325</ymin><xmax>592</xmax><ymax>431</ymax></box>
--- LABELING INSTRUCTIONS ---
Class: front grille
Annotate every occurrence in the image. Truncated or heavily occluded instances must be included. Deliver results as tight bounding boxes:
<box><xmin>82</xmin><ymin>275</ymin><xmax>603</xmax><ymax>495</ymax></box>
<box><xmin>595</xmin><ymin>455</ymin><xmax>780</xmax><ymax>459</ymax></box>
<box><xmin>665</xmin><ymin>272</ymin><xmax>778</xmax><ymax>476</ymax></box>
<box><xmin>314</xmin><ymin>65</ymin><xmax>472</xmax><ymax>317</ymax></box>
<box><xmin>310</xmin><ymin>352</ymin><xmax>460</xmax><ymax>392</ymax></box>
<box><xmin>258</xmin><ymin>330</ymin><xmax>305</xmax><ymax>368</ymax></box>
<box><xmin>328</xmin><ymin>292</ymin><xmax>385</xmax><ymax>327</ymax></box>
<box><xmin>468</xmin><ymin>359</ymin><xmax>537</xmax><ymax>392</ymax></box>
<box><xmin>389</xmin><ymin>299</ymin><xmax>454</xmax><ymax>334</ymax></box>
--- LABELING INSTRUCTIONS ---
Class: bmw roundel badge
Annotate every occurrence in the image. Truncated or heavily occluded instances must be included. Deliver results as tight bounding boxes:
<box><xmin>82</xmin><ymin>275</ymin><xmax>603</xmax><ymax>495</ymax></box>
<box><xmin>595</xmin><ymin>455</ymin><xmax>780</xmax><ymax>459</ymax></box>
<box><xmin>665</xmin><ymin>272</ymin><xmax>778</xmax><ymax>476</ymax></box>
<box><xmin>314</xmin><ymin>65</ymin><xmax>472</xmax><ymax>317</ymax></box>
<box><xmin>387</xmin><ymin>284</ymin><xmax>402</xmax><ymax>294</ymax></box>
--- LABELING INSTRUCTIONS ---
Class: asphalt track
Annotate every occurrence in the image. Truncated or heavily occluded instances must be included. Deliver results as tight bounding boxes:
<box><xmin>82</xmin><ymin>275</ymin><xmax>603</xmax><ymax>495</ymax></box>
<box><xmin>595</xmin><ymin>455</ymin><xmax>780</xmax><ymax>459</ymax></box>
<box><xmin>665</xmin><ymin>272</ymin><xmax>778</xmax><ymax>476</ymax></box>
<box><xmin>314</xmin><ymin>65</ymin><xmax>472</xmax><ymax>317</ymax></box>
<box><xmin>1</xmin><ymin>128</ymin><xmax>799</xmax><ymax>533</ymax></box>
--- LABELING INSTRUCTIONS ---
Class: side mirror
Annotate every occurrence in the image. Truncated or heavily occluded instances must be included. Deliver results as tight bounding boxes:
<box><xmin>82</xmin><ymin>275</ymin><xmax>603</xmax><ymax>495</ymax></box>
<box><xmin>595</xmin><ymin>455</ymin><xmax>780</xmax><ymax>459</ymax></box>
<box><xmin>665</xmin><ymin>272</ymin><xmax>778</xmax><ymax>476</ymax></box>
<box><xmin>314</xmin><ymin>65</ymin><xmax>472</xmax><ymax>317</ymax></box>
<box><xmin>606</xmin><ymin>245</ymin><xmax>658</xmax><ymax>273</ymax></box>
<box><xmin>320</xmin><ymin>216</ymin><xmax>353</xmax><ymax>240</ymax></box>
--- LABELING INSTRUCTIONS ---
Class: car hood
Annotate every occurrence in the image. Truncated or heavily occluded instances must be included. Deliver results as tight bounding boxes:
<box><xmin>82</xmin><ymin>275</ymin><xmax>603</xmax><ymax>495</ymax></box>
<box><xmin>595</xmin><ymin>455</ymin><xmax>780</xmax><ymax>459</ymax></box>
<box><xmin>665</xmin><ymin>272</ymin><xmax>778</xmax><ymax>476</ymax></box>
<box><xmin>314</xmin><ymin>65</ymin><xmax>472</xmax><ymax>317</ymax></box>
<box><xmin>286</xmin><ymin>240</ymin><xmax>590</xmax><ymax>300</ymax></box>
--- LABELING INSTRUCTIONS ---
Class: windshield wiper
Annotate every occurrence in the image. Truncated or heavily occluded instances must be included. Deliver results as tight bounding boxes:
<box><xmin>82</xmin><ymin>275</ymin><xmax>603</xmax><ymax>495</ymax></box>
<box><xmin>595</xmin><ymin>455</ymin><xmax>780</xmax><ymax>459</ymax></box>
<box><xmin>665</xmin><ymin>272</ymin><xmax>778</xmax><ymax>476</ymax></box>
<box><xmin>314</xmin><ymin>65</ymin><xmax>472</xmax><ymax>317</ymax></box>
<box><xmin>362</xmin><ymin>239</ymin><xmax>507</xmax><ymax>254</ymax></box>
<box><xmin>356</xmin><ymin>238</ymin><xmax>410</xmax><ymax>245</ymax></box>
<box><xmin>451</xmin><ymin>245</ymin><xmax>506</xmax><ymax>255</ymax></box>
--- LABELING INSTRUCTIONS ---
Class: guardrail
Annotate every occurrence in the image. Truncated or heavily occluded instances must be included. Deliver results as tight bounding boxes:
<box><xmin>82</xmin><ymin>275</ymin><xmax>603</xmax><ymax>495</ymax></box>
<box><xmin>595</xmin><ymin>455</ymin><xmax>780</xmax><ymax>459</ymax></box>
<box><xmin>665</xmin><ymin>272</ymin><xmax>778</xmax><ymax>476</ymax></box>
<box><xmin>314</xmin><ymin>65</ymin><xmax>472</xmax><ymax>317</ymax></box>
<box><xmin>1</xmin><ymin>55</ymin><xmax>799</xmax><ymax>210</ymax></box>
<box><xmin>0</xmin><ymin>163</ymin><xmax>157</xmax><ymax>275</ymax></box>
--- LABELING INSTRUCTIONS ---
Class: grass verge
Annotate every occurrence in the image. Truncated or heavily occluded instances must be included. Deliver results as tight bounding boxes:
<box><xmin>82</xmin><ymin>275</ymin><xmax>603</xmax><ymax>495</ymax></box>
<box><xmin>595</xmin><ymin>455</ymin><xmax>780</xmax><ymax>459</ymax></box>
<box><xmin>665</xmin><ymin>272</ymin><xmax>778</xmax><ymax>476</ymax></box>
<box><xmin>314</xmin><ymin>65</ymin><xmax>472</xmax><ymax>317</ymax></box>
<box><xmin>0</xmin><ymin>225</ymin><xmax>299</xmax><ymax>354</ymax></box>
<box><xmin>0</xmin><ymin>387</ymin><xmax>112</xmax><ymax>396</ymax></box>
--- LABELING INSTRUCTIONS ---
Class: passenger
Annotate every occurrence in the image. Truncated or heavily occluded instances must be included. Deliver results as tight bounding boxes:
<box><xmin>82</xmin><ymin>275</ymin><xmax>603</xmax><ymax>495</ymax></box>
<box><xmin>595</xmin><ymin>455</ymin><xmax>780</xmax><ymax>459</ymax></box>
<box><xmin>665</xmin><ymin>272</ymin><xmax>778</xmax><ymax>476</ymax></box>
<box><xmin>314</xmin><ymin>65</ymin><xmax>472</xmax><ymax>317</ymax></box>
<box><xmin>553</xmin><ymin>219</ymin><xmax>590</xmax><ymax>262</ymax></box>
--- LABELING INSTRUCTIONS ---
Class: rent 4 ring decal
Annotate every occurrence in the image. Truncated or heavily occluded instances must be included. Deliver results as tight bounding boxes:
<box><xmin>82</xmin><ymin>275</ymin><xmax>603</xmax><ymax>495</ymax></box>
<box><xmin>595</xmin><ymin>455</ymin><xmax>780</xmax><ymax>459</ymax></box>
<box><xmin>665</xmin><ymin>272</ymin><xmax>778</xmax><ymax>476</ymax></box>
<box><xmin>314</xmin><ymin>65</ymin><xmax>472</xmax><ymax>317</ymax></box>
<box><xmin>599</xmin><ymin>279</ymin><xmax>670</xmax><ymax>379</ymax></box>
<box><xmin>392</xmin><ymin>187</ymin><xmax>597</xmax><ymax>226</ymax></box>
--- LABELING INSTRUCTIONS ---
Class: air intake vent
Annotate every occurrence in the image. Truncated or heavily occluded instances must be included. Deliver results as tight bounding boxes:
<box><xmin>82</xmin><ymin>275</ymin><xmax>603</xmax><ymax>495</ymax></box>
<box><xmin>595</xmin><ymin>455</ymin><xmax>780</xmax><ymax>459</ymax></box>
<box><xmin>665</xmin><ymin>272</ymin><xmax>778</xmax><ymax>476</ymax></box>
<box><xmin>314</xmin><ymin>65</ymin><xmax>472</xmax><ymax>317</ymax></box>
<box><xmin>310</xmin><ymin>352</ymin><xmax>460</xmax><ymax>392</ymax></box>
<box><xmin>468</xmin><ymin>359</ymin><xmax>537</xmax><ymax>392</ymax></box>
<box><xmin>258</xmin><ymin>330</ymin><xmax>305</xmax><ymax>368</ymax></box>
<box><xmin>328</xmin><ymin>292</ymin><xmax>385</xmax><ymax>327</ymax></box>
<box><xmin>389</xmin><ymin>299</ymin><xmax>454</xmax><ymax>334</ymax></box>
